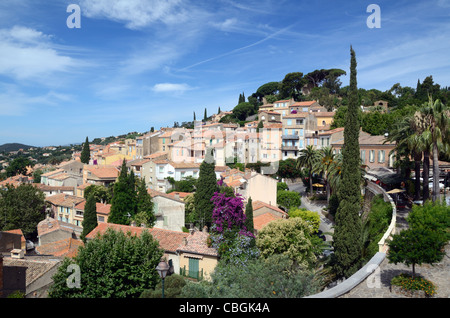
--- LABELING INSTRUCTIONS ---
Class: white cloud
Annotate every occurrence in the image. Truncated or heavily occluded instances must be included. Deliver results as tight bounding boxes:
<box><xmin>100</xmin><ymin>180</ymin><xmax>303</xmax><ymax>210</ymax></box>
<box><xmin>79</xmin><ymin>0</ymin><xmax>191</xmax><ymax>29</ymax></box>
<box><xmin>0</xmin><ymin>26</ymin><xmax>80</xmax><ymax>82</ymax></box>
<box><xmin>151</xmin><ymin>83</ymin><xmax>192</xmax><ymax>93</ymax></box>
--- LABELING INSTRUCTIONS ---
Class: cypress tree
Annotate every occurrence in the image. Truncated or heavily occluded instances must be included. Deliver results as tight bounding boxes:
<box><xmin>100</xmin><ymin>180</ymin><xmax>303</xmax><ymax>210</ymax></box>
<box><xmin>108</xmin><ymin>159</ymin><xmax>134</xmax><ymax>225</ymax></box>
<box><xmin>193</xmin><ymin>111</ymin><xmax>196</xmax><ymax>121</ymax></box>
<box><xmin>135</xmin><ymin>178</ymin><xmax>156</xmax><ymax>228</ymax></box>
<box><xmin>244</xmin><ymin>197</ymin><xmax>254</xmax><ymax>234</ymax></box>
<box><xmin>332</xmin><ymin>46</ymin><xmax>363</xmax><ymax>278</ymax></box>
<box><xmin>203</xmin><ymin>108</ymin><xmax>208</xmax><ymax>121</ymax></box>
<box><xmin>81</xmin><ymin>193</ymin><xmax>98</xmax><ymax>242</ymax></box>
<box><xmin>194</xmin><ymin>150</ymin><xmax>218</xmax><ymax>228</ymax></box>
<box><xmin>80</xmin><ymin>136</ymin><xmax>90</xmax><ymax>164</ymax></box>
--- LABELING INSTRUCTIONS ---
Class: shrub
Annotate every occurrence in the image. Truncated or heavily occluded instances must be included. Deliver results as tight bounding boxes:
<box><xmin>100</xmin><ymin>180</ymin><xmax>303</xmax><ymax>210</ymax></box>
<box><xmin>140</xmin><ymin>274</ymin><xmax>187</xmax><ymax>298</ymax></box>
<box><xmin>391</xmin><ymin>273</ymin><xmax>436</xmax><ymax>297</ymax></box>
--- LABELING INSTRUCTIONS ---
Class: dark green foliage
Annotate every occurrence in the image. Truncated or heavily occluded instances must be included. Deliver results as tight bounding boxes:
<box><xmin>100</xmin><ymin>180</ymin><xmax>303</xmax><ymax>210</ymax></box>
<box><xmin>135</xmin><ymin>178</ymin><xmax>156</xmax><ymax>228</ymax></box>
<box><xmin>193</xmin><ymin>157</ymin><xmax>218</xmax><ymax>228</ymax></box>
<box><xmin>6</xmin><ymin>156</ymin><xmax>33</xmax><ymax>177</ymax></box>
<box><xmin>387</xmin><ymin>227</ymin><xmax>446</xmax><ymax>277</ymax></box>
<box><xmin>48</xmin><ymin>228</ymin><xmax>164</xmax><ymax>298</ymax></box>
<box><xmin>80</xmin><ymin>194</ymin><xmax>98</xmax><ymax>242</ymax></box>
<box><xmin>140</xmin><ymin>274</ymin><xmax>187</xmax><ymax>298</ymax></box>
<box><xmin>327</xmin><ymin>194</ymin><xmax>339</xmax><ymax>217</ymax></box>
<box><xmin>232</xmin><ymin>102</ymin><xmax>255</xmax><ymax>121</ymax></box>
<box><xmin>83</xmin><ymin>184</ymin><xmax>111</xmax><ymax>203</ymax></box>
<box><xmin>332</xmin><ymin>47</ymin><xmax>363</xmax><ymax>278</ymax></box>
<box><xmin>277</xmin><ymin>158</ymin><xmax>302</xmax><ymax>180</ymax></box>
<box><xmin>0</xmin><ymin>184</ymin><xmax>46</xmax><ymax>237</ymax></box>
<box><xmin>108</xmin><ymin>160</ymin><xmax>136</xmax><ymax>225</ymax></box>
<box><xmin>276</xmin><ymin>190</ymin><xmax>301</xmax><ymax>211</ymax></box>
<box><xmin>244</xmin><ymin>197</ymin><xmax>254</xmax><ymax>234</ymax></box>
<box><xmin>361</xmin><ymin>195</ymin><xmax>393</xmax><ymax>261</ymax></box>
<box><xmin>279</xmin><ymin>72</ymin><xmax>307</xmax><ymax>100</ymax></box>
<box><xmin>407</xmin><ymin>201</ymin><xmax>450</xmax><ymax>242</ymax></box>
<box><xmin>80</xmin><ymin>137</ymin><xmax>90</xmax><ymax>164</ymax></box>
<box><xmin>181</xmin><ymin>254</ymin><xmax>322</xmax><ymax>298</ymax></box>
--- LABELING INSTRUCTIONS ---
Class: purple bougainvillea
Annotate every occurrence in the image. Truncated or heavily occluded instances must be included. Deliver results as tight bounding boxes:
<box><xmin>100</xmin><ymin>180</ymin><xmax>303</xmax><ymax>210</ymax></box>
<box><xmin>210</xmin><ymin>190</ymin><xmax>254</xmax><ymax>238</ymax></box>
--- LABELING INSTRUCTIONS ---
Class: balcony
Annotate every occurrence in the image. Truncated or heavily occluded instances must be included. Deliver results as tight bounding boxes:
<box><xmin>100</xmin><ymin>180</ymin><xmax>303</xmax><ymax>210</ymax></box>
<box><xmin>281</xmin><ymin>145</ymin><xmax>298</xmax><ymax>151</ymax></box>
<box><xmin>282</xmin><ymin>134</ymin><xmax>300</xmax><ymax>140</ymax></box>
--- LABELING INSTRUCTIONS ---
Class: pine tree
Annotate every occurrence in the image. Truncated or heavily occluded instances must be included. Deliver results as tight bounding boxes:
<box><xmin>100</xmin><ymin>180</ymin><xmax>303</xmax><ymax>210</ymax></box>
<box><xmin>108</xmin><ymin>159</ymin><xmax>134</xmax><ymax>225</ymax></box>
<box><xmin>194</xmin><ymin>151</ymin><xmax>218</xmax><ymax>228</ymax></box>
<box><xmin>80</xmin><ymin>193</ymin><xmax>98</xmax><ymax>242</ymax></box>
<box><xmin>80</xmin><ymin>136</ymin><xmax>90</xmax><ymax>164</ymax></box>
<box><xmin>332</xmin><ymin>46</ymin><xmax>363</xmax><ymax>278</ymax></box>
<box><xmin>244</xmin><ymin>197</ymin><xmax>254</xmax><ymax>234</ymax></box>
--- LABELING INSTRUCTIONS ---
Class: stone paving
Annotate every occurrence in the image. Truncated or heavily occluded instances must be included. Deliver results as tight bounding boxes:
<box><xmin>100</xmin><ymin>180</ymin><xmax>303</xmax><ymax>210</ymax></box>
<box><xmin>340</xmin><ymin>206</ymin><xmax>450</xmax><ymax>299</ymax></box>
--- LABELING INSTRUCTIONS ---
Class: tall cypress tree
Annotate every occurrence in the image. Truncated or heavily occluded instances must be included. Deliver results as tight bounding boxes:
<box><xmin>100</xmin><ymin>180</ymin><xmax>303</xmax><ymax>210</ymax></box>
<box><xmin>81</xmin><ymin>193</ymin><xmax>98</xmax><ymax>242</ymax></box>
<box><xmin>135</xmin><ymin>178</ymin><xmax>156</xmax><ymax>228</ymax></box>
<box><xmin>80</xmin><ymin>136</ymin><xmax>90</xmax><ymax>164</ymax></box>
<box><xmin>203</xmin><ymin>108</ymin><xmax>208</xmax><ymax>122</ymax></box>
<box><xmin>108</xmin><ymin>159</ymin><xmax>134</xmax><ymax>225</ymax></box>
<box><xmin>332</xmin><ymin>46</ymin><xmax>363</xmax><ymax>278</ymax></box>
<box><xmin>244</xmin><ymin>197</ymin><xmax>254</xmax><ymax>234</ymax></box>
<box><xmin>194</xmin><ymin>150</ymin><xmax>218</xmax><ymax>229</ymax></box>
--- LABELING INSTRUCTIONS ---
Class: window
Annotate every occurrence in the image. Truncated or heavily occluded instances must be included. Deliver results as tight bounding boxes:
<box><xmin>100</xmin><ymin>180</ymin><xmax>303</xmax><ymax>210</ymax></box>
<box><xmin>361</xmin><ymin>150</ymin><xmax>366</xmax><ymax>164</ymax></box>
<box><xmin>369</xmin><ymin>150</ymin><xmax>375</xmax><ymax>163</ymax></box>
<box><xmin>287</xmin><ymin>119</ymin><xmax>292</xmax><ymax>126</ymax></box>
<box><xmin>378</xmin><ymin>150</ymin><xmax>385</xmax><ymax>163</ymax></box>
<box><xmin>302</xmin><ymin>107</ymin><xmax>308</xmax><ymax>112</ymax></box>
<box><xmin>296</xmin><ymin>119</ymin><xmax>303</xmax><ymax>125</ymax></box>
<box><xmin>299</xmin><ymin>129</ymin><xmax>304</xmax><ymax>137</ymax></box>
<box><xmin>159</xmin><ymin>166</ymin><xmax>164</xmax><ymax>173</ymax></box>
<box><xmin>284</xmin><ymin>128</ymin><xmax>288</xmax><ymax>135</ymax></box>
<box><xmin>188</xmin><ymin>257</ymin><xmax>200</xmax><ymax>279</ymax></box>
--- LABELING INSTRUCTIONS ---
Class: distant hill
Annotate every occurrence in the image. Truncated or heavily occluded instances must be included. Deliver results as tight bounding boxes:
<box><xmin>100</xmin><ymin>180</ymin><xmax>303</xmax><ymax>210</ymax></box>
<box><xmin>0</xmin><ymin>143</ymin><xmax>35</xmax><ymax>152</ymax></box>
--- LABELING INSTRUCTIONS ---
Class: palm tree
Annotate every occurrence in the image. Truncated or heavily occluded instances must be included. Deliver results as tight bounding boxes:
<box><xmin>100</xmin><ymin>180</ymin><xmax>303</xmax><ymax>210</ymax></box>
<box><xmin>327</xmin><ymin>151</ymin><xmax>366</xmax><ymax>197</ymax></box>
<box><xmin>385</xmin><ymin>115</ymin><xmax>423</xmax><ymax>201</ymax></box>
<box><xmin>413</xmin><ymin>98</ymin><xmax>450</xmax><ymax>202</ymax></box>
<box><xmin>296</xmin><ymin>145</ymin><xmax>320</xmax><ymax>196</ymax></box>
<box><xmin>312</xmin><ymin>146</ymin><xmax>335</xmax><ymax>204</ymax></box>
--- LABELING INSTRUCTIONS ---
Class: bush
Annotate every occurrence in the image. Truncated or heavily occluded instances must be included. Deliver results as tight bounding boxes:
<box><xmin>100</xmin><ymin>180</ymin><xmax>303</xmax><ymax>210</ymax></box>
<box><xmin>288</xmin><ymin>208</ymin><xmax>321</xmax><ymax>233</ymax></box>
<box><xmin>180</xmin><ymin>254</ymin><xmax>323</xmax><ymax>298</ymax></box>
<box><xmin>277</xmin><ymin>190</ymin><xmax>301</xmax><ymax>211</ymax></box>
<box><xmin>391</xmin><ymin>273</ymin><xmax>436</xmax><ymax>297</ymax></box>
<box><xmin>140</xmin><ymin>274</ymin><xmax>187</xmax><ymax>298</ymax></box>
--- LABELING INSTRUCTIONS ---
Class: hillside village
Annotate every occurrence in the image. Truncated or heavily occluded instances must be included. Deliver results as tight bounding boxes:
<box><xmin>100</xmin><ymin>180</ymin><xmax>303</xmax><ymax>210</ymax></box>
<box><xmin>1</xmin><ymin>77</ymin><xmax>449</xmax><ymax>299</ymax></box>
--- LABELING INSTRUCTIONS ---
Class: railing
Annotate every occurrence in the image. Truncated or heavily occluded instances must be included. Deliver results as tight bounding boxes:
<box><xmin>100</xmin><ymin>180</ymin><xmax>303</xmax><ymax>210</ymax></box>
<box><xmin>179</xmin><ymin>266</ymin><xmax>203</xmax><ymax>281</ymax></box>
<box><xmin>365</xmin><ymin>181</ymin><xmax>397</xmax><ymax>253</ymax></box>
<box><xmin>306</xmin><ymin>178</ymin><xmax>397</xmax><ymax>298</ymax></box>
<box><xmin>281</xmin><ymin>134</ymin><xmax>300</xmax><ymax>140</ymax></box>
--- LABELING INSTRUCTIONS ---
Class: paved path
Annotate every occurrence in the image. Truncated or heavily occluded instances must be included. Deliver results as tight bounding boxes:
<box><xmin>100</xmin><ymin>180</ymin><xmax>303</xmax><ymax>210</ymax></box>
<box><xmin>288</xmin><ymin>182</ymin><xmax>449</xmax><ymax>298</ymax></box>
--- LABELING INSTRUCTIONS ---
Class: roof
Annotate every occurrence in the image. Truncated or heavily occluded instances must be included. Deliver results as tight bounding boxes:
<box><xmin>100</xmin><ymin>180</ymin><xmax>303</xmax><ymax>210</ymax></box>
<box><xmin>84</xmin><ymin>165</ymin><xmax>119</xmax><ymax>179</ymax></box>
<box><xmin>147</xmin><ymin>188</ymin><xmax>185</xmax><ymax>203</ymax></box>
<box><xmin>45</xmin><ymin>193</ymin><xmax>85</xmax><ymax>208</ymax></box>
<box><xmin>85</xmin><ymin>223</ymin><xmax>190</xmax><ymax>254</ymax></box>
<box><xmin>35</xmin><ymin>237</ymin><xmax>83</xmax><ymax>258</ymax></box>
<box><xmin>37</xmin><ymin>217</ymin><xmax>82</xmax><ymax>237</ymax></box>
<box><xmin>291</xmin><ymin>101</ymin><xmax>318</xmax><ymax>106</ymax></box>
<box><xmin>318</xmin><ymin>127</ymin><xmax>345</xmax><ymax>136</ymax></box>
<box><xmin>167</xmin><ymin>191</ymin><xmax>192</xmax><ymax>199</ymax></box>
<box><xmin>177</xmin><ymin>230</ymin><xmax>218</xmax><ymax>257</ymax></box>
<box><xmin>252</xmin><ymin>200</ymin><xmax>288</xmax><ymax>216</ymax></box>
<box><xmin>283</xmin><ymin>112</ymin><xmax>309</xmax><ymax>118</ymax></box>
<box><xmin>74</xmin><ymin>200</ymin><xmax>111</xmax><ymax>215</ymax></box>
<box><xmin>253</xmin><ymin>212</ymin><xmax>282</xmax><ymax>231</ymax></box>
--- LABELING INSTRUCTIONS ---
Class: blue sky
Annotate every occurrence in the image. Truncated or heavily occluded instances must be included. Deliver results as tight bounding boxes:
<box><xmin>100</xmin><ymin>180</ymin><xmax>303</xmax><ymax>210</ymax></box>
<box><xmin>1</xmin><ymin>0</ymin><xmax>449</xmax><ymax>147</ymax></box>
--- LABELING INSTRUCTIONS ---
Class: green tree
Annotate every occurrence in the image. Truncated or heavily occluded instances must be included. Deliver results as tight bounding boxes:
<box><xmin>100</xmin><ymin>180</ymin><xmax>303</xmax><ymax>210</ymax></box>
<box><xmin>134</xmin><ymin>178</ymin><xmax>156</xmax><ymax>228</ymax></box>
<box><xmin>203</xmin><ymin>108</ymin><xmax>208</xmax><ymax>121</ymax></box>
<box><xmin>0</xmin><ymin>184</ymin><xmax>46</xmax><ymax>237</ymax></box>
<box><xmin>6</xmin><ymin>156</ymin><xmax>33</xmax><ymax>177</ymax></box>
<box><xmin>80</xmin><ymin>136</ymin><xmax>90</xmax><ymax>164</ymax></box>
<box><xmin>84</xmin><ymin>184</ymin><xmax>111</xmax><ymax>203</ymax></box>
<box><xmin>312</xmin><ymin>146</ymin><xmax>335</xmax><ymax>204</ymax></box>
<box><xmin>277</xmin><ymin>190</ymin><xmax>301</xmax><ymax>211</ymax></box>
<box><xmin>181</xmin><ymin>254</ymin><xmax>322</xmax><ymax>298</ymax></box>
<box><xmin>32</xmin><ymin>169</ymin><xmax>43</xmax><ymax>183</ymax></box>
<box><xmin>232</xmin><ymin>102</ymin><xmax>255</xmax><ymax>121</ymax></box>
<box><xmin>256</xmin><ymin>218</ymin><xmax>317</xmax><ymax>268</ymax></box>
<box><xmin>415</xmin><ymin>98</ymin><xmax>450</xmax><ymax>202</ymax></box>
<box><xmin>80</xmin><ymin>193</ymin><xmax>98</xmax><ymax>242</ymax></box>
<box><xmin>279</xmin><ymin>72</ymin><xmax>307</xmax><ymax>100</ymax></box>
<box><xmin>387</xmin><ymin>228</ymin><xmax>446</xmax><ymax>277</ymax></box>
<box><xmin>140</xmin><ymin>274</ymin><xmax>186</xmax><ymax>298</ymax></box>
<box><xmin>296</xmin><ymin>145</ymin><xmax>320</xmax><ymax>195</ymax></box>
<box><xmin>108</xmin><ymin>159</ymin><xmax>135</xmax><ymax>225</ymax></box>
<box><xmin>48</xmin><ymin>228</ymin><xmax>163</xmax><ymax>298</ymax></box>
<box><xmin>332</xmin><ymin>47</ymin><xmax>363</xmax><ymax>278</ymax></box>
<box><xmin>288</xmin><ymin>208</ymin><xmax>321</xmax><ymax>234</ymax></box>
<box><xmin>193</xmin><ymin>155</ymin><xmax>218</xmax><ymax>228</ymax></box>
<box><xmin>244</xmin><ymin>197</ymin><xmax>254</xmax><ymax>234</ymax></box>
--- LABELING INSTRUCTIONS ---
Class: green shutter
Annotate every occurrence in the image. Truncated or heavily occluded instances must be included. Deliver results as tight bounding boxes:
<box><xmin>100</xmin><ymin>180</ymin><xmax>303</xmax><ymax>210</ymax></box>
<box><xmin>188</xmin><ymin>258</ymin><xmax>199</xmax><ymax>279</ymax></box>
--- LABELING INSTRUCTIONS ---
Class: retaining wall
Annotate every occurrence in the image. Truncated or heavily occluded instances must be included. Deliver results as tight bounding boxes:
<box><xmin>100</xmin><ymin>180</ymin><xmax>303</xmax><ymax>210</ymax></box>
<box><xmin>306</xmin><ymin>180</ymin><xmax>397</xmax><ymax>298</ymax></box>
